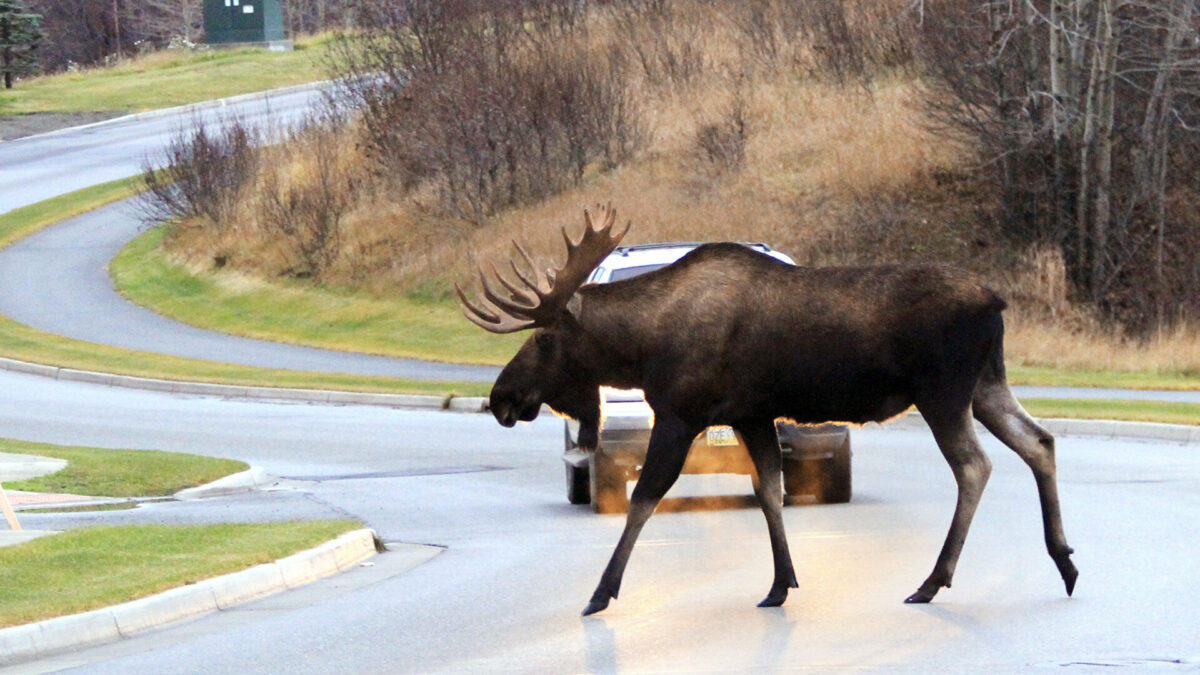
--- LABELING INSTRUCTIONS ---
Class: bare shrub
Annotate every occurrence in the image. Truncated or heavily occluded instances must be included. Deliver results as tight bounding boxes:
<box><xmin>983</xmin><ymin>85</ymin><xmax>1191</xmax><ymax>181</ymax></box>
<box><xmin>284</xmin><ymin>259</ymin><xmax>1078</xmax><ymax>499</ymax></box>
<box><xmin>726</xmin><ymin>0</ymin><xmax>914</xmax><ymax>84</ymax></box>
<box><xmin>329</xmin><ymin>0</ymin><xmax>645</xmax><ymax>223</ymax></box>
<box><xmin>694</xmin><ymin>87</ymin><xmax>748</xmax><ymax>175</ymax></box>
<box><xmin>140</xmin><ymin>116</ymin><xmax>258</xmax><ymax>230</ymax></box>
<box><xmin>799</xmin><ymin>191</ymin><xmax>986</xmax><ymax>267</ymax></box>
<box><xmin>256</xmin><ymin>116</ymin><xmax>356</xmax><ymax>279</ymax></box>
<box><xmin>607</xmin><ymin>0</ymin><xmax>705</xmax><ymax>89</ymax></box>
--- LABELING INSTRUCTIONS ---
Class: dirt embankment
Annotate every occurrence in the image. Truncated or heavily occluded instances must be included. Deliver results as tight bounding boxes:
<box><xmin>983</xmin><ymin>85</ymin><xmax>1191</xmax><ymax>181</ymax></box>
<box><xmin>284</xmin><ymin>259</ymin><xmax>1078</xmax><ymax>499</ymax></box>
<box><xmin>0</xmin><ymin>112</ymin><xmax>123</xmax><ymax>141</ymax></box>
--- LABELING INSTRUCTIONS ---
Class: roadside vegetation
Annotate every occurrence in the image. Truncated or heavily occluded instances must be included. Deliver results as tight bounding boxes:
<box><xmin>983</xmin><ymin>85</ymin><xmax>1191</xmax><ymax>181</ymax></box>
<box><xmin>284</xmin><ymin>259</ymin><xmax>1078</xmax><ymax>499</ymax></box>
<box><xmin>0</xmin><ymin>520</ymin><xmax>360</xmax><ymax>627</ymax></box>
<box><xmin>113</xmin><ymin>227</ymin><xmax>522</xmax><ymax>365</ymax></box>
<box><xmin>136</xmin><ymin>0</ymin><xmax>1200</xmax><ymax>392</ymax></box>
<box><xmin>0</xmin><ymin>437</ymin><xmax>247</xmax><ymax>497</ymax></box>
<box><xmin>0</xmin><ymin>0</ymin><xmax>1194</xmax><ymax>422</ymax></box>
<box><xmin>0</xmin><ymin>34</ymin><xmax>331</xmax><ymax>117</ymax></box>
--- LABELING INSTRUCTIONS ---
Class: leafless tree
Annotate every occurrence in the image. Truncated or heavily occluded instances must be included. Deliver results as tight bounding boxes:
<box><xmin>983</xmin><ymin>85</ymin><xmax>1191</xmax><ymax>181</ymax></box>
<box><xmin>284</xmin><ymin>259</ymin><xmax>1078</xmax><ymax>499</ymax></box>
<box><xmin>135</xmin><ymin>0</ymin><xmax>202</xmax><ymax>44</ymax></box>
<box><xmin>917</xmin><ymin>0</ymin><xmax>1200</xmax><ymax>331</ymax></box>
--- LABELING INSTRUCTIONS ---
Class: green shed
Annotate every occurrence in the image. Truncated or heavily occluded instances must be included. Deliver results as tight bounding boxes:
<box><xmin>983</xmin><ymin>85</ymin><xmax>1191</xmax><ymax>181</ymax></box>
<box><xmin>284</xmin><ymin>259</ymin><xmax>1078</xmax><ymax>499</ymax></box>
<box><xmin>203</xmin><ymin>0</ymin><xmax>288</xmax><ymax>48</ymax></box>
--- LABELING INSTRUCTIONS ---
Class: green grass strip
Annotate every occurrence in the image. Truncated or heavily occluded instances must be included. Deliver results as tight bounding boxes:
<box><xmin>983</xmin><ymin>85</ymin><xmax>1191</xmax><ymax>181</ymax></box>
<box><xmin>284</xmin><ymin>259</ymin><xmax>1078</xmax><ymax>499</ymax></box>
<box><xmin>0</xmin><ymin>520</ymin><xmax>359</xmax><ymax>627</ymax></box>
<box><xmin>0</xmin><ymin>35</ymin><xmax>332</xmax><ymax>117</ymax></box>
<box><xmin>1022</xmin><ymin>398</ymin><xmax>1200</xmax><ymax>426</ymax></box>
<box><xmin>112</xmin><ymin>227</ymin><xmax>523</xmax><ymax>366</ymax></box>
<box><xmin>0</xmin><ymin>438</ymin><xmax>248</xmax><ymax>497</ymax></box>
<box><xmin>0</xmin><ymin>179</ymin><xmax>489</xmax><ymax>396</ymax></box>
<box><xmin>0</xmin><ymin>176</ymin><xmax>144</xmax><ymax>249</ymax></box>
<box><xmin>1009</xmin><ymin>365</ymin><xmax>1200</xmax><ymax>392</ymax></box>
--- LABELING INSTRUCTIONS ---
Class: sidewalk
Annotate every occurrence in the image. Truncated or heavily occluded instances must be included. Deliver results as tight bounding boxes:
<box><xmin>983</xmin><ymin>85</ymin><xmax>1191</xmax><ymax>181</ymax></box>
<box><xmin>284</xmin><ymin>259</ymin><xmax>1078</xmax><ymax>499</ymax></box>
<box><xmin>0</xmin><ymin>451</ymin><xmax>271</xmax><ymax>548</ymax></box>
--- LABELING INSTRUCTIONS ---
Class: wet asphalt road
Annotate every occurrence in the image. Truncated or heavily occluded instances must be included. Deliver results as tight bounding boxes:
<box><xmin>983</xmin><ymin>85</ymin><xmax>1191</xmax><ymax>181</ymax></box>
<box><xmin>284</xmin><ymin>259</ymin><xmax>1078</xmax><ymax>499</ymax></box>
<box><xmin>0</xmin><ymin>86</ymin><xmax>325</xmax><ymax>215</ymax></box>
<box><xmin>1</xmin><ymin>369</ymin><xmax>1195</xmax><ymax>673</ymax></box>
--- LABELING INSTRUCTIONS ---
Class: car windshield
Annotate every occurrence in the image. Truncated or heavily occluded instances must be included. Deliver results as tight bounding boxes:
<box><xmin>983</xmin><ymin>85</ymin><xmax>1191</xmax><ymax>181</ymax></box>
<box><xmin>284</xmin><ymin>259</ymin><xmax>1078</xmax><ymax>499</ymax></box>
<box><xmin>608</xmin><ymin>263</ymin><xmax>670</xmax><ymax>282</ymax></box>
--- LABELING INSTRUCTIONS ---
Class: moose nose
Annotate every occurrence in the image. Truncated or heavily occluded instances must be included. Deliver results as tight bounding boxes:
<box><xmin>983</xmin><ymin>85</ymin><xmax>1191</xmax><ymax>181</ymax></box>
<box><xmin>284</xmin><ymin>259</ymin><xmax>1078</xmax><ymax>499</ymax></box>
<box><xmin>489</xmin><ymin>388</ymin><xmax>519</xmax><ymax>427</ymax></box>
<box><xmin>497</xmin><ymin>407</ymin><xmax>518</xmax><ymax>427</ymax></box>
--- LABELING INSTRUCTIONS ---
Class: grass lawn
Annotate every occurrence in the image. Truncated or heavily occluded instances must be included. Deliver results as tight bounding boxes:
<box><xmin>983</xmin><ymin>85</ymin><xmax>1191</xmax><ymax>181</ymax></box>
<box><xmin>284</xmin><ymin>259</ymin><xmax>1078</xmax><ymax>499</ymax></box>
<box><xmin>113</xmin><ymin>226</ymin><xmax>524</xmax><ymax>366</ymax></box>
<box><xmin>0</xmin><ymin>438</ymin><xmax>248</xmax><ymax>497</ymax></box>
<box><xmin>1007</xmin><ymin>366</ymin><xmax>1200</xmax><ymax>392</ymax></box>
<box><xmin>111</xmin><ymin>230</ymin><xmax>1200</xmax><ymax>424</ymax></box>
<box><xmin>113</xmin><ymin>229</ymin><xmax>1200</xmax><ymax>397</ymax></box>
<box><xmin>0</xmin><ymin>520</ymin><xmax>360</xmax><ymax>627</ymax></box>
<box><xmin>1021</xmin><ymin>398</ymin><xmax>1200</xmax><ymax>426</ymax></box>
<box><xmin>0</xmin><ymin>35</ymin><xmax>331</xmax><ymax>117</ymax></box>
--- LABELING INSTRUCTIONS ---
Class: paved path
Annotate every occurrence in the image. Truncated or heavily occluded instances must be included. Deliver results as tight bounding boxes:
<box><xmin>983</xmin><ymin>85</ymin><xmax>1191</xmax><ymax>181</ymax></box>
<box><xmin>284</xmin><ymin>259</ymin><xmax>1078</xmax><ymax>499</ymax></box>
<box><xmin>0</xmin><ymin>198</ymin><xmax>499</xmax><ymax>383</ymax></box>
<box><xmin>0</xmin><ymin>82</ymin><xmax>486</xmax><ymax>383</ymax></box>
<box><xmin>0</xmin><ymin>84</ymin><xmax>327</xmax><ymax>215</ymax></box>
<box><xmin>1013</xmin><ymin>385</ymin><xmax>1200</xmax><ymax>403</ymax></box>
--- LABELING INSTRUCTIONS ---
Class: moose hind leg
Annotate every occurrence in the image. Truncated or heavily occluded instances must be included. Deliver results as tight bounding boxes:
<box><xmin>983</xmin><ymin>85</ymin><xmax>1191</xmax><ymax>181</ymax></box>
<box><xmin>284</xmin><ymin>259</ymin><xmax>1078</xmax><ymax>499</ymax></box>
<box><xmin>740</xmin><ymin>421</ymin><xmax>799</xmax><ymax>608</ymax></box>
<box><xmin>973</xmin><ymin>382</ymin><xmax>1078</xmax><ymax>596</ymax></box>
<box><xmin>582</xmin><ymin>416</ymin><xmax>694</xmax><ymax>617</ymax></box>
<box><xmin>906</xmin><ymin>405</ymin><xmax>992</xmax><ymax>604</ymax></box>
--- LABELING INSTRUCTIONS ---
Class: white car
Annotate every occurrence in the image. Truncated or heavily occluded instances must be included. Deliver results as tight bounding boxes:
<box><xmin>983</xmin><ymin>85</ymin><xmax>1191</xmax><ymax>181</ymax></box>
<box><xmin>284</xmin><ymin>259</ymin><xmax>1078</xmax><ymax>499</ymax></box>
<box><xmin>563</xmin><ymin>243</ymin><xmax>852</xmax><ymax>513</ymax></box>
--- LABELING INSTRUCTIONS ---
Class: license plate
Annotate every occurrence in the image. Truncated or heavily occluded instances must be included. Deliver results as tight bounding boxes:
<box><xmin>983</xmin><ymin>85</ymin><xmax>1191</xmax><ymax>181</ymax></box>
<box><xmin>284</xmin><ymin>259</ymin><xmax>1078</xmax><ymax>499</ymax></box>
<box><xmin>706</xmin><ymin>426</ymin><xmax>739</xmax><ymax>447</ymax></box>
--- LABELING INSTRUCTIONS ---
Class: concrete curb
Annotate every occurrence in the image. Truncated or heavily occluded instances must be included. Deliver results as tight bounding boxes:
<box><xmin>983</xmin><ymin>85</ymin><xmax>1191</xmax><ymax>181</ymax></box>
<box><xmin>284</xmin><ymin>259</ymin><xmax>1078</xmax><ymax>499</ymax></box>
<box><xmin>173</xmin><ymin>466</ymin><xmax>272</xmax><ymax>500</ymax></box>
<box><xmin>0</xmin><ymin>354</ymin><xmax>491</xmax><ymax>412</ymax></box>
<box><xmin>0</xmin><ymin>528</ymin><xmax>379</xmax><ymax>667</ymax></box>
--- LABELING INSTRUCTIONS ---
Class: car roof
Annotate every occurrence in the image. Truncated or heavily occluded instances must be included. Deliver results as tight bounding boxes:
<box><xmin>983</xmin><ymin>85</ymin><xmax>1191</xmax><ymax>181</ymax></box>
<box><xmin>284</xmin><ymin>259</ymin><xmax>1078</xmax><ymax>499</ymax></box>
<box><xmin>590</xmin><ymin>242</ymin><xmax>794</xmax><ymax>282</ymax></box>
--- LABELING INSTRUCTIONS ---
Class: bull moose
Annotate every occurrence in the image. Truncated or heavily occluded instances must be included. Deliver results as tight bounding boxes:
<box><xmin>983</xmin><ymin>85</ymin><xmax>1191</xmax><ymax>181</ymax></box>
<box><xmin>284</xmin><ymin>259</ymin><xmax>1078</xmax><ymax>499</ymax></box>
<box><xmin>457</xmin><ymin>204</ymin><xmax>1077</xmax><ymax>616</ymax></box>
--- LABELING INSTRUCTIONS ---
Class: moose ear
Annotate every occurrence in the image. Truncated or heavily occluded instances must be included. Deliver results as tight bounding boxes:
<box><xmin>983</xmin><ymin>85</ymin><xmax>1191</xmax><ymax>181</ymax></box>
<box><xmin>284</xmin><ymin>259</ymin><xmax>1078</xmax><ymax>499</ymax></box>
<box><xmin>566</xmin><ymin>294</ymin><xmax>583</xmax><ymax>319</ymax></box>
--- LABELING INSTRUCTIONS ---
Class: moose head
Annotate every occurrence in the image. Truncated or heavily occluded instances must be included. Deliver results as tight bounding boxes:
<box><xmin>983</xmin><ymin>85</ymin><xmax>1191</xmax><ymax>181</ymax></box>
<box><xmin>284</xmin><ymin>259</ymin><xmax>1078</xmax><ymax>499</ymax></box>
<box><xmin>456</xmin><ymin>205</ymin><xmax>630</xmax><ymax>429</ymax></box>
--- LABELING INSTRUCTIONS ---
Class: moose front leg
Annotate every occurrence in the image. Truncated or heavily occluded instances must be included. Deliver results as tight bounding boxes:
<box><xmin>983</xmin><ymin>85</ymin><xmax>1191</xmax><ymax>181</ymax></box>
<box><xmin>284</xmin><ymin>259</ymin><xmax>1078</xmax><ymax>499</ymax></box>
<box><xmin>740</xmin><ymin>420</ymin><xmax>799</xmax><ymax>608</ymax></box>
<box><xmin>582</xmin><ymin>416</ymin><xmax>694</xmax><ymax>616</ymax></box>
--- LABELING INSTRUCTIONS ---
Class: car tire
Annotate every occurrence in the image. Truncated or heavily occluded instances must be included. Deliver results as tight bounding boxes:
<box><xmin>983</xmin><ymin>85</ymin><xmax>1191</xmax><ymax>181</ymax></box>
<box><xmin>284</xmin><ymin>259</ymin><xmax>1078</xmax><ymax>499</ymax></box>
<box><xmin>566</xmin><ymin>462</ymin><xmax>591</xmax><ymax>505</ymax></box>
<box><xmin>590</xmin><ymin>448</ymin><xmax>628</xmax><ymax>514</ymax></box>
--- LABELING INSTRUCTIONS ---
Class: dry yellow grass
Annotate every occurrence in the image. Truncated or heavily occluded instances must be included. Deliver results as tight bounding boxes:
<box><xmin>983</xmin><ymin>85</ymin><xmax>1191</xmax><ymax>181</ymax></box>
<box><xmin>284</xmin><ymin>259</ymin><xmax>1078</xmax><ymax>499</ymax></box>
<box><xmin>1007</xmin><ymin>319</ymin><xmax>1200</xmax><ymax>377</ymax></box>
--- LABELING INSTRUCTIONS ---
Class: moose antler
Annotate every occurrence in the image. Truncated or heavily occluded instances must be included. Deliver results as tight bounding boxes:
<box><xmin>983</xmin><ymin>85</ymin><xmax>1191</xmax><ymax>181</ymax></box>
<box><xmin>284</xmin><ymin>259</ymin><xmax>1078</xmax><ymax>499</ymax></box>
<box><xmin>457</xmin><ymin>204</ymin><xmax>630</xmax><ymax>334</ymax></box>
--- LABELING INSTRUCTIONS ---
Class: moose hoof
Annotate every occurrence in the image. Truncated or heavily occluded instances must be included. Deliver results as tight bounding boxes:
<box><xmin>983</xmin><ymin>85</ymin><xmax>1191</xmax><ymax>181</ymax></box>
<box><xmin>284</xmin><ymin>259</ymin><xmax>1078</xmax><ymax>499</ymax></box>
<box><xmin>1060</xmin><ymin>562</ymin><xmax>1079</xmax><ymax>597</ymax></box>
<box><xmin>1053</xmin><ymin>547</ymin><xmax>1078</xmax><ymax>596</ymax></box>
<box><xmin>582</xmin><ymin>598</ymin><xmax>610</xmax><ymax>616</ymax></box>
<box><xmin>903</xmin><ymin>589</ymin><xmax>936</xmax><ymax>604</ymax></box>
<box><xmin>757</xmin><ymin>587</ymin><xmax>791</xmax><ymax>608</ymax></box>
<box><xmin>757</xmin><ymin>595</ymin><xmax>786</xmax><ymax>608</ymax></box>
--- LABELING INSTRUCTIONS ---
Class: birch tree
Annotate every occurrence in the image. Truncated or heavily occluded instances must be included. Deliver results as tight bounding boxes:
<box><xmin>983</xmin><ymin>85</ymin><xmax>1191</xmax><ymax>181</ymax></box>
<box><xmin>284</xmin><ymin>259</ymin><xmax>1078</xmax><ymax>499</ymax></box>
<box><xmin>917</xmin><ymin>0</ymin><xmax>1200</xmax><ymax>331</ymax></box>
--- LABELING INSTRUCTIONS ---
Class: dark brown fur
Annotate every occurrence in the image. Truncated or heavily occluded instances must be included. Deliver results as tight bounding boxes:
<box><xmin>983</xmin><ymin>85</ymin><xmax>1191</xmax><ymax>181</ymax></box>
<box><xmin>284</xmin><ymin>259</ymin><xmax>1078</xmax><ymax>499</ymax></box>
<box><xmin>487</xmin><ymin>243</ymin><xmax>1077</xmax><ymax>615</ymax></box>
